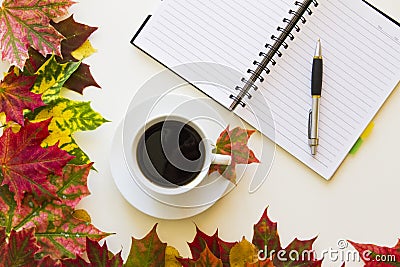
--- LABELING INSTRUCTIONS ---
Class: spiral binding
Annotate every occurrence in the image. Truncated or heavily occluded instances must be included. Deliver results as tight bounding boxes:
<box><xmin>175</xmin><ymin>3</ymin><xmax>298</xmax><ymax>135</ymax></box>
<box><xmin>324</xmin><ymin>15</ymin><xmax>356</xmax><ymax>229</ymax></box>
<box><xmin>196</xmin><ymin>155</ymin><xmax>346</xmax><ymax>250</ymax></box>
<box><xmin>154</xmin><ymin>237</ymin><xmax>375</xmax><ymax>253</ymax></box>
<box><xmin>229</xmin><ymin>0</ymin><xmax>319</xmax><ymax>111</ymax></box>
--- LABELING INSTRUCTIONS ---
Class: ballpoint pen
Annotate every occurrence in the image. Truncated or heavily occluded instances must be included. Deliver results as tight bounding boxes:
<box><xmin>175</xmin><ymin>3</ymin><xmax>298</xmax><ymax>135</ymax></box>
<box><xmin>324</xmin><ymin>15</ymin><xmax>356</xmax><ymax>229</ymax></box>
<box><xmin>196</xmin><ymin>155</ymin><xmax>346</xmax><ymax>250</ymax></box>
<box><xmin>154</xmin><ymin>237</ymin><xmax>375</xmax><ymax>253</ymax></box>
<box><xmin>308</xmin><ymin>39</ymin><xmax>323</xmax><ymax>155</ymax></box>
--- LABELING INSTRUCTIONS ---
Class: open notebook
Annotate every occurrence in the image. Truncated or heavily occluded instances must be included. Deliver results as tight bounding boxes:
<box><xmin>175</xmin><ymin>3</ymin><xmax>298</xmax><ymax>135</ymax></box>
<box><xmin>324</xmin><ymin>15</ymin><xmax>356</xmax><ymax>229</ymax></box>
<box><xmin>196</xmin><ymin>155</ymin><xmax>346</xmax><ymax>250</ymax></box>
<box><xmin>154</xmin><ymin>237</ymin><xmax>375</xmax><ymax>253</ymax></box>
<box><xmin>132</xmin><ymin>0</ymin><xmax>400</xmax><ymax>179</ymax></box>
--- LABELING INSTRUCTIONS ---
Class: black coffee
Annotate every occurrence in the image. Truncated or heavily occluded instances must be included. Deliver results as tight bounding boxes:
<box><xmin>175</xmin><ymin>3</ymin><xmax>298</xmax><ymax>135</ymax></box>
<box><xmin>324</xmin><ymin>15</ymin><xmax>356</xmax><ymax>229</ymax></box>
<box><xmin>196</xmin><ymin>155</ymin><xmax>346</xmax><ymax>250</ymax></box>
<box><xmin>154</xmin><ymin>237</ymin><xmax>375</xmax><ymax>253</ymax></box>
<box><xmin>136</xmin><ymin>120</ymin><xmax>205</xmax><ymax>188</ymax></box>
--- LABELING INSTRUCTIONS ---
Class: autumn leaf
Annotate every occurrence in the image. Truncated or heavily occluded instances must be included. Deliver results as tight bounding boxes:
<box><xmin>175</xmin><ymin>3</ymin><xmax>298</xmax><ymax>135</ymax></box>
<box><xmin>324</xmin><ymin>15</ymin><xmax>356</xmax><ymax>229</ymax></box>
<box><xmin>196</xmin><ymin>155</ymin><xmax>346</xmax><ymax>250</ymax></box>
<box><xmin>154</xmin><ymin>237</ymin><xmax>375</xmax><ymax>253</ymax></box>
<box><xmin>0</xmin><ymin>112</ymin><xmax>21</xmax><ymax>133</ymax></box>
<box><xmin>273</xmin><ymin>238</ymin><xmax>322</xmax><ymax>267</ymax></box>
<box><xmin>0</xmin><ymin>164</ymin><xmax>110</xmax><ymax>259</ymax></box>
<box><xmin>62</xmin><ymin>238</ymin><xmax>123</xmax><ymax>267</ymax></box>
<box><xmin>166</xmin><ymin>246</ymin><xmax>183</xmax><ymax>267</ymax></box>
<box><xmin>0</xmin><ymin>227</ymin><xmax>5</xmax><ymax>249</ymax></box>
<box><xmin>349</xmin><ymin>240</ymin><xmax>400</xmax><ymax>266</ymax></box>
<box><xmin>0</xmin><ymin>119</ymin><xmax>74</xmax><ymax>207</ymax></box>
<box><xmin>0</xmin><ymin>0</ymin><xmax>74</xmax><ymax>69</ymax></box>
<box><xmin>71</xmin><ymin>40</ymin><xmax>97</xmax><ymax>60</ymax></box>
<box><xmin>30</xmin><ymin>97</ymin><xmax>108</xmax><ymax>136</ymax></box>
<box><xmin>190</xmin><ymin>245</ymin><xmax>223</xmax><ymax>267</ymax></box>
<box><xmin>51</xmin><ymin>15</ymin><xmax>97</xmax><ymax>62</ymax></box>
<box><xmin>209</xmin><ymin>126</ymin><xmax>260</xmax><ymax>183</ymax></box>
<box><xmin>229</xmin><ymin>237</ymin><xmax>259</xmax><ymax>266</ymax></box>
<box><xmin>189</xmin><ymin>227</ymin><xmax>221</xmax><ymax>260</ymax></box>
<box><xmin>125</xmin><ymin>224</ymin><xmax>167</xmax><ymax>267</ymax></box>
<box><xmin>27</xmin><ymin>97</ymin><xmax>108</xmax><ymax>165</ymax></box>
<box><xmin>37</xmin><ymin>256</ymin><xmax>62</xmax><ymax>267</ymax></box>
<box><xmin>0</xmin><ymin>227</ymin><xmax>39</xmax><ymax>266</ymax></box>
<box><xmin>51</xmin><ymin>15</ymin><xmax>100</xmax><ymax>94</ymax></box>
<box><xmin>246</xmin><ymin>259</ymin><xmax>275</xmax><ymax>267</ymax></box>
<box><xmin>49</xmin><ymin>164</ymin><xmax>92</xmax><ymax>209</ymax></box>
<box><xmin>32</xmin><ymin>55</ymin><xmax>81</xmax><ymax>104</ymax></box>
<box><xmin>219</xmin><ymin>239</ymin><xmax>238</xmax><ymax>267</ymax></box>
<box><xmin>252</xmin><ymin>208</ymin><xmax>281</xmax><ymax>259</ymax></box>
<box><xmin>63</xmin><ymin>62</ymin><xmax>101</xmax><ymax>94</ymax></box>
<box><xmin>185</xmin><ymin>227</ymin><xmax>236</xmax><ymax>267</ymax></box>
<box><xmin>22</xmin><ymin>15</ymin><xmax>100</xmax><ymax>94</ymax></box>
<box><xmin>23</xmin><ymin>48</ymin><xmax>48</xmax><ymax>76</ymax></box>
<box><xmin>0</xmin><ymin>71</ymin><xmax>42</xmax><ymax>126</ymax></box>
<box><xmin>61</xmin><ymin>137</ymin><xmax>92</xmax><ymax>166</ymax></box>
<box><xmin>252</xmin><ymin>208</ymin><xmax>322</xmax><ymax>267</ymax></box>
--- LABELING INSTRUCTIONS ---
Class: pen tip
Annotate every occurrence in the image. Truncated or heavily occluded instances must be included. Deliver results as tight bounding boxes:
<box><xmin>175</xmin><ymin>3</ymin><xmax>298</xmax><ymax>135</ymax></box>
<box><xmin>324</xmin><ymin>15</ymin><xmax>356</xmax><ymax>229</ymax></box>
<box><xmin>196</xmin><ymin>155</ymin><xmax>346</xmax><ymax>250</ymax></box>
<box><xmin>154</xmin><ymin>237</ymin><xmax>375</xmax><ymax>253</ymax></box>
<box><xmin>315</xmin><ymin>39</ymin><xmax>322</xmax><ymax>57</ymax></box>
<box><xmin>311</xmin><ymin>146</ymin><xmax>317</xmax><ymax>155</ymax></box>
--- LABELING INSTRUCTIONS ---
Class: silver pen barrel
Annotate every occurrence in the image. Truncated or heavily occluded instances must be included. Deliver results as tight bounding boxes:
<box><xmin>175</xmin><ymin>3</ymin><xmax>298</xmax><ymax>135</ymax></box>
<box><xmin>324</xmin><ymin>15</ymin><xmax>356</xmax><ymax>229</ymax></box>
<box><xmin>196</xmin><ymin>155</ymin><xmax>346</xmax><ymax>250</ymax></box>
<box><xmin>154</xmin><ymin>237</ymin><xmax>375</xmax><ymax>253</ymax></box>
<box><xmin>309</xmin><ymin>97</ymin><xmax>320</xmax><ymax>155</ymax></box>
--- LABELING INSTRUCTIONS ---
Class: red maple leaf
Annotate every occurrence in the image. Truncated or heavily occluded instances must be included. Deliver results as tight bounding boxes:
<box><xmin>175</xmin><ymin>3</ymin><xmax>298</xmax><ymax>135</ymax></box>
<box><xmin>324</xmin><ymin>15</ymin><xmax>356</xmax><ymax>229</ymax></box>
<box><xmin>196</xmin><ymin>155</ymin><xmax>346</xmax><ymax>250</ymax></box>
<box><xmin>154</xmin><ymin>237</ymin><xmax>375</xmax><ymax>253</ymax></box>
<box><xmin>209</xmin><ymin>126</ymin><xmax>260</xmax><ymax>183</ymax></box>
<box><xmin>0</xmin><ymin>119</ymin><xmax>74</xmax><ymax>207</ymax></box>
<box><xmin>0</xmin><ymin>72</ymin><xmax>43</xmax><ymax>126</ymax></box>
<box><xmin>349</xmin><ymin>240</ymin><xmax>400</xmax><ymax>266</ymax></box>
<box><xmin>62</xmin><ymin>238</ymin><xmax>123</xmax><ymax>267</ymax></box>
<box><xmin>0</xmin><ymin>227</ymin><xmax>39</xmax><ymax>266</ymax></box>
<box><xmin>254</xmin><ymin>208</ymin><xmax>322</xmax><ymax>267</ymax></box>
<box><xmin>184</xmin><ymin>227</ymin><xmax>237</xmax><ymax>267</ymax></box>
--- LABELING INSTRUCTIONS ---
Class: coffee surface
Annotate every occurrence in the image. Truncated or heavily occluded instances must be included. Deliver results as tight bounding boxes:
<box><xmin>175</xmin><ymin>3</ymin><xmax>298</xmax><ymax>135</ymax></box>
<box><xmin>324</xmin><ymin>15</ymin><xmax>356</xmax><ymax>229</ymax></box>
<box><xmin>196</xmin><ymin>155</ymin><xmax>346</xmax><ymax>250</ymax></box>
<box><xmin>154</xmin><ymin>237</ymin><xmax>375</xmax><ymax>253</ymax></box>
<box><xmin>137</xmin><ymin>120</ymin><xmax>205</xmax><ymax>187</ymax></box>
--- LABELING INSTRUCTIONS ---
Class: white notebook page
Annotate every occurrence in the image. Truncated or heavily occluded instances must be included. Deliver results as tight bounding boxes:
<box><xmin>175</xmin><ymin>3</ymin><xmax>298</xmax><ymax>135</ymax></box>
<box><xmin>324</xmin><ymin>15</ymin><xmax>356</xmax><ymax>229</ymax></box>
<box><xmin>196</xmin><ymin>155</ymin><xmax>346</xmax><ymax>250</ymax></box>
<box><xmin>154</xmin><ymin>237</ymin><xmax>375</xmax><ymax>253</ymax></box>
<box><xmin>133</xmin><ymin>0</ymin><xmax>400</xmax><ymax>179</ymax></box>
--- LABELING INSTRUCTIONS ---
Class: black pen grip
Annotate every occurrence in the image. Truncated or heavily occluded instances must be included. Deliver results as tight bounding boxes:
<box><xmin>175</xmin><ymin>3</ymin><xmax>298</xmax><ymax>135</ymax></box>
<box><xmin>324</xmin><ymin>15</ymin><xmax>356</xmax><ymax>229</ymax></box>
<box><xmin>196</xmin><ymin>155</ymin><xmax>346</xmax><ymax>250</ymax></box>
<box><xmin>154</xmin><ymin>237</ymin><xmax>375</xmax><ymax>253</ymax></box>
<box><xmin>311</xmin><ymin>58</ymin><xmax>323</xmax><ymax>96</ymax></box>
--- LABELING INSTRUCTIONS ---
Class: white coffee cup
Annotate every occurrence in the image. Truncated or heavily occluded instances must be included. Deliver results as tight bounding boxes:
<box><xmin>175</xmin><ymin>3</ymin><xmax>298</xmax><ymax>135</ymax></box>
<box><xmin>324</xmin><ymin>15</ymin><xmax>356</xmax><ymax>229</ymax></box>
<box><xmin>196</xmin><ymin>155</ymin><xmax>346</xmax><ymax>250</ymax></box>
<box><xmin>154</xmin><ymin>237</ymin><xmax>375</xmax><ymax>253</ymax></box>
<box><xmin>124</xmin><ymin>114</ymin><xmax>231</xmax><ymax>195</ymax></box>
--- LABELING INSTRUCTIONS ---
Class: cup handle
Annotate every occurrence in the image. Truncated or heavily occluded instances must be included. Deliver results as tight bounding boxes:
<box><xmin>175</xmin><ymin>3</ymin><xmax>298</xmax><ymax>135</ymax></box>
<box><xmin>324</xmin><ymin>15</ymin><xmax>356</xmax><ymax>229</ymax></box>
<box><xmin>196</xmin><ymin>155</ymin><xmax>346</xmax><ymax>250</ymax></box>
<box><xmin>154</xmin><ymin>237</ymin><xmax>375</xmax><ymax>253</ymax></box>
<box><xmin>211</xmin><ymin>154</ymin><xmax>231</xmax><ymax>166</ymax></box>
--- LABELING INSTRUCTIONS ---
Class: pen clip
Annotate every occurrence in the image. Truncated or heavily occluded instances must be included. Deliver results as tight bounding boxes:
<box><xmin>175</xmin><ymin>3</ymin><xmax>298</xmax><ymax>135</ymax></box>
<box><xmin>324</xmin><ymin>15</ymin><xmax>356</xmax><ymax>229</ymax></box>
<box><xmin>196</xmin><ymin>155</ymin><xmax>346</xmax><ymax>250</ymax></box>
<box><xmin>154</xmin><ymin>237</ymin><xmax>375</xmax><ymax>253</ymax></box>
<box><xmin>308</xmin><ymin>109</ymin><xmax>312</xmax><ymax>139</ymax></box>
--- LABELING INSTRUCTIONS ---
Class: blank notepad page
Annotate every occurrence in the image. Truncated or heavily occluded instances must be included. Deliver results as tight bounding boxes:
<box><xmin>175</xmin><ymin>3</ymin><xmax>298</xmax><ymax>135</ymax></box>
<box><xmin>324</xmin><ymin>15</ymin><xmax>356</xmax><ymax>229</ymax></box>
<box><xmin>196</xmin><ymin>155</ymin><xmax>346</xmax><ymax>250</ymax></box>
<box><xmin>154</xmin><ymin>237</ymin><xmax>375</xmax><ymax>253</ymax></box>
<box><xmin>133</xmin><ymin>0</ymin><xmax>400</xmax><ymax>179</ymax></box>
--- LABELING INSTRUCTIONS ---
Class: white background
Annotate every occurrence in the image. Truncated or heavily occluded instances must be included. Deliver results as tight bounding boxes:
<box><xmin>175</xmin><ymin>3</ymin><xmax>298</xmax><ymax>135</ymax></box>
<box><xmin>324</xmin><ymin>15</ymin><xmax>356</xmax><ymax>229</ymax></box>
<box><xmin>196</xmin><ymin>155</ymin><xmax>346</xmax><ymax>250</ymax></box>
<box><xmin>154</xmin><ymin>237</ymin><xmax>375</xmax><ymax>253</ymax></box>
<box><xmin>1</xmin><ymin>0</ymin><xmax>400</xmax><ymax>266</ymax></box>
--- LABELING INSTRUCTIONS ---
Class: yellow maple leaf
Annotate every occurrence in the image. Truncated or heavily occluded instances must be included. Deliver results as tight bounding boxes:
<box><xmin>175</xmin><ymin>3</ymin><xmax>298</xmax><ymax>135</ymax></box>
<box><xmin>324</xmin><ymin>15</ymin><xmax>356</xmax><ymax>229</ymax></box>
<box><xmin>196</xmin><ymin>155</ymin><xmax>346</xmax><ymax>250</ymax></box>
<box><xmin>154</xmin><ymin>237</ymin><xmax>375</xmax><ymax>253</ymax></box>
<box><xmin>165</xmin><ymin>246</ymin><xmax>182</xmax><ymax>267</ymax></box>
<box><xmin>230</xmin><ymin>237</ymin><xmax>259</xmax><ymax>267</ymax></box>
<box><xmin>0</xmin><ymin>112</ymin><xmax>21</xmax><ymax>133</ymax></box>
<box><xmin>71</xmin><ymin>40</ymin><xmax>97</xmax><ymax>60</ymax></box>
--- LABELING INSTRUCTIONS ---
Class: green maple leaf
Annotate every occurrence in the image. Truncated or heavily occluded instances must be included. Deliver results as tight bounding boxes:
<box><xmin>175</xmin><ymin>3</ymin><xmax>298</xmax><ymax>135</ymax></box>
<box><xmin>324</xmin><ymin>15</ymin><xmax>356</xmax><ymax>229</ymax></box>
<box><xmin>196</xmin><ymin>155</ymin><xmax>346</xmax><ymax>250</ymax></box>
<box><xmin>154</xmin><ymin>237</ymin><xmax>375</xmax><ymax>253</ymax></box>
<box><xmin>0</xmin><ymin>71</ymin><xmax>43</xmax><ymax>126</ymax></box>
<box><xmin>0</xmin><ymin>164</ymin><xmax>110</xmax><ymax>259</ymax></box>
<box><xmin>209</xmin><ymin>126</ymin><xmax>260</xmax><ymax>183</ymax></box>
<box><xmin>0</xmin><ymin>0</ymin><xmax>75</xmax><ymax>69</ymax></box>
<box><xmin>125</xmin><ymin>224</ymin><xmax>167</xmax><ymax>267</ymax></box>
<box><xmin>32</xmin><ymin>55</ymin><xmax>81</xmax><ymax>104</ymax></box>
<box><xmin>27</xmin><ymin>97</ymin><xmax>109</xmax><ymax>165</ymax></box>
